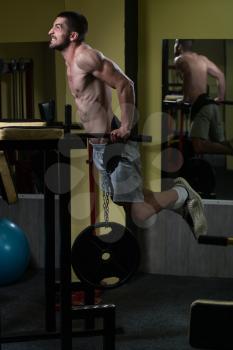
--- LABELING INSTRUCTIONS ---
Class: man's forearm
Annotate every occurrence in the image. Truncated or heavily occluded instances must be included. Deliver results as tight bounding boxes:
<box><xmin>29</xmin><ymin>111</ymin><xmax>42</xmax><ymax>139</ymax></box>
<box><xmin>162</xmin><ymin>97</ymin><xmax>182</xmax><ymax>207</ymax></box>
<box><xmin>192</xmin><ymin>138</ymin><xmax>233</xmax><ymax>155</ymax></box>
<box><xmin>217</xmin><ymin>73</ymin><xmax>225</xmax><ymax>100</ymax></box>
<box><xmin>117</xmin><ymin>80</ymin><xmax>135</xmax><ymax>131</ymax></box>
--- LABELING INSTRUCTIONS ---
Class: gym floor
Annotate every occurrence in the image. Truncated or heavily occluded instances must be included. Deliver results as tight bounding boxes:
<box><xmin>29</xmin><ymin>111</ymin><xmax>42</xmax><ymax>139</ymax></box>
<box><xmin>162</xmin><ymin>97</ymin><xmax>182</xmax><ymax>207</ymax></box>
<box><xmin>1</xmin><ymin>269</ymin><xmax>233</xmax><ymax>350</ymax></box>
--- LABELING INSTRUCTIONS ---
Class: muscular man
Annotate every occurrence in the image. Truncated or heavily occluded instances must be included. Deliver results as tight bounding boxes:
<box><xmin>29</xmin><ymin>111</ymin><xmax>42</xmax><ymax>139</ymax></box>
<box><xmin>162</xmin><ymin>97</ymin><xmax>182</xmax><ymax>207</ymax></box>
<box><xmin>48</xmin><ymin>12</ymin><xmax>207</xmax><ymax>238</ymax></box>
<box><xmin>174</xmin><ymin>39</ymin><xmax>233</xmax><ymax>155</ymax></box>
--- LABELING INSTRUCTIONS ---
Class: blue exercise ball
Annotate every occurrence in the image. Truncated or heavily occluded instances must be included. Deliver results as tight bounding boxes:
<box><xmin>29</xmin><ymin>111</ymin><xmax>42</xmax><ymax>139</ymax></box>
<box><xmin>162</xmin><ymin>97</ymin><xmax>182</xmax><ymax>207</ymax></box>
<box><xmin>0</xmin><ymin>218</ymin><xmax>30</xmax><ymax>286</ymax></box>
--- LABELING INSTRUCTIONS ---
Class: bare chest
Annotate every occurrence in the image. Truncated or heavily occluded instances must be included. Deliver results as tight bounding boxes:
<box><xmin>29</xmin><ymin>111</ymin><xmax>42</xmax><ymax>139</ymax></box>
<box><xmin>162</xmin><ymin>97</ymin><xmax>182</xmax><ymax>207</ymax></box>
<box><xmin>66</xmin><ymin>65</ymin><xmax>89</xmax><ymax>97</ymax></box>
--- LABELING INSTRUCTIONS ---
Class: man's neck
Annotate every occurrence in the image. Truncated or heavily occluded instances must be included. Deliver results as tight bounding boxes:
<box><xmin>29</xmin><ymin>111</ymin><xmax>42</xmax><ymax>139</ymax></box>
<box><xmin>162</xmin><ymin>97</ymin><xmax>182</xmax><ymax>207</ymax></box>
<box><xmin>61</xmin><ymin>41</ymin><xmax>82</xmax><ymax>64</ymax></box>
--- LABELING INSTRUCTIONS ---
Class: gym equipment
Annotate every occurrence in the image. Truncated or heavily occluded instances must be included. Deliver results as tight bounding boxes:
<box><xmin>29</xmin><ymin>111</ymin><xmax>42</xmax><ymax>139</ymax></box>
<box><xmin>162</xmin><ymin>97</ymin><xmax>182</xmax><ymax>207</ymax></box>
<box><xmin>103</xmin><ymin>142</ymin><xmax>127</xmax><ymax>173</ymax></box>
<box><xmin>72</xmin><ymin>222</ymin><xmax>140</xmax><ymax>289</ymax></box>
<box><xmin>0</xmin><ymin>58</ymin><xmax>34</xmax><ymax>119</ymax></box>
<box><xmin>0</xmin><ymin>150</ymin><xmax>17</xmax><ymax>204</ymax></box>
<box><xmin>198</xmin><ymin>235</ymin><xmax>233</xmax><ymax>246</ymax></box>
<box><xmin>0</xmin><ymin>105</ymin><xmax>151</xmax><ymax>350</ymax></box>
<box><xmin>161</xmin><ymin>99</ymin><xmax>233</xmax><ymax>198</ymax></box>
<box><xmin>189</xmin><ymin>235</ymin><xmax>233</xmax><ymax>349</ymax></box>
<box><xmin>72</xmin><ymin>131</ymin><xmax>152</xmax><ymax>289</ymax></box>
<box><xmin>0</xmin><ymin>218</ymin><xmax>30</xmax><ymax>285</ymax></box>
<box><xmin>161</xmin><ymin>135</ymin><xmax>216</xmax><ymax>197</ymax></box>
<box><xmin>189</xmin><ymin>299</ymin><xmax>233</xmax><ymax>349</ymax></box>
<box><xmin>0</xmin><ymin>59</ymin><xmax>7</xmax><ymax>75</ymax></box>
<box><xmin>38</xmin><ymin>100</ymin><xmax>55</xmax><ymax>122</ymax></box>
<box><xmin>181</xmin><ymin>157</ymin><xmax>216</xmax><ymax>196</ymax></box>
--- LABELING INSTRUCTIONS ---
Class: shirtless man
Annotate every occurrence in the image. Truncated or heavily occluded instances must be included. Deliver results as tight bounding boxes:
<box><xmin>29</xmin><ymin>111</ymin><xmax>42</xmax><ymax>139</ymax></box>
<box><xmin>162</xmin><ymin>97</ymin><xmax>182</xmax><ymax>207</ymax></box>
<box><xmin>174</xmin><ymin>39</ymin><xmax>233</xmax><ymax>155</ymax></box>
<box><xmin>48</xmin><ymin>12</ymin><xmax>207</xmax><ymax>238</ymax></box>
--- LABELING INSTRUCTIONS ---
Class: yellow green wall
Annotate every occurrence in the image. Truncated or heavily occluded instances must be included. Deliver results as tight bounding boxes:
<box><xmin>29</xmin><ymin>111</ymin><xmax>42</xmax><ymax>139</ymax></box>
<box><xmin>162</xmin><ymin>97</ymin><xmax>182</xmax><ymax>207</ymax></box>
<box><xmin>0</xmin><ymin>1</ymin><xmax>64</xmax><ymax>43</ymax></box>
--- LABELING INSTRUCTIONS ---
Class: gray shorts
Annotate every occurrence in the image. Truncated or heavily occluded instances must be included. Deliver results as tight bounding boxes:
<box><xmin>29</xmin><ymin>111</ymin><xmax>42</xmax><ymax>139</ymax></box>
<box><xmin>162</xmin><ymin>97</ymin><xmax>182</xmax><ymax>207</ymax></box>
<box><xmin>91</xmin><ymin>141</ymin><xmax>144</xmax><ymax>203</ymax></box>
<box><xmin>190</xmin><ymin>104</ymin><xmax>225</xmax><ymax>142</ymax></box>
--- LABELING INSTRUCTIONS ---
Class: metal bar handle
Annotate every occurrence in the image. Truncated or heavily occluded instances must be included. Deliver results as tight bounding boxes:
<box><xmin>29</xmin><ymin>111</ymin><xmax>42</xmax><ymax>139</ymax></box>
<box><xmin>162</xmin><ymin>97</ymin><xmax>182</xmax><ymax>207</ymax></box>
<box><xmin>198</xmin><ymin>235</ymin><xmax>233</xmax><ymax>246</ymax></box>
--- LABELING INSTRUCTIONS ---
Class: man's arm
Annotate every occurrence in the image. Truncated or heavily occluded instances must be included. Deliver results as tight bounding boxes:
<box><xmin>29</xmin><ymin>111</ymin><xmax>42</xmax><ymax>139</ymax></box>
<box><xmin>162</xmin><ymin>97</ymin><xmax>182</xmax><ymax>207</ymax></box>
<box><xmin>205</xmin><ymin>57</ymin><xmax>225</xmax><ymax>101</ymax></box>
<box><xmin>173</xmin><ymin>55</ymin><xmax>190</xmax><ymax>102</ymax></box>
<box><xmin>192</xmin><ymin>138</ymin><xmax>233</xmax><ymax>155</ymax></box>
<box><xmin>93</xmin><ymin>56</ymin><xmax>135</xmax><ymax>141</ymax></box>
<box><xmin>174</xmin><ymin>56</ymin><xmax>184</xmax><ymax>81</ymax></box>
<box><xmin>77</xmin><ymin>49</ymin><xmax>135</xmax><ymax>141</ymax></box>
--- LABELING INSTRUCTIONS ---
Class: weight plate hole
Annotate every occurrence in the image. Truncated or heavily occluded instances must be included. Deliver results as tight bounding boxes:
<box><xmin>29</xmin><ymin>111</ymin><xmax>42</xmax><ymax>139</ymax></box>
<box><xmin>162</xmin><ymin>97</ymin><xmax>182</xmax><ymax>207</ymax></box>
<box><xmin>101</xmin><ymin>276</ymin><xmax>120</xmax><ymax>287</ymax></box>
<box><xmin>102</xmin><ymin>252</ymin><xmax>111</xmax><ymax>261</ymax></box>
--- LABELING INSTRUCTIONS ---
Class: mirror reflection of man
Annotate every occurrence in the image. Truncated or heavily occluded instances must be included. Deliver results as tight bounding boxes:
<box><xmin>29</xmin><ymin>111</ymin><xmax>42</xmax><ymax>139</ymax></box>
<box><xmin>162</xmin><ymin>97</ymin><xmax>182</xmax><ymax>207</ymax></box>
<box><xmin>174</xmin><ymin>39</ymin><xmax>233</xmax><ymax>155</ymax></box>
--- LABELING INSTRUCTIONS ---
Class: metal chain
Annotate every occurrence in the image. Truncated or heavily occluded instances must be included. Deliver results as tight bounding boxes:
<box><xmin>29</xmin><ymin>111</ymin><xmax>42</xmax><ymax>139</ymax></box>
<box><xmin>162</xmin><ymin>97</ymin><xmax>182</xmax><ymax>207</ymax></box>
<box><xmin>102</xmin><ymin>173</ymin><xmax>110</xmax><ymax>227</ymax></box>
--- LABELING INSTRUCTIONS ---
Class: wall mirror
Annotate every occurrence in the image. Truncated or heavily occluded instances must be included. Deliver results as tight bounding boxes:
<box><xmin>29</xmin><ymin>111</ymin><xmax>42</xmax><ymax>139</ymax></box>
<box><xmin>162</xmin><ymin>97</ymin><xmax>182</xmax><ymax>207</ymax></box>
<box><xmin>162</xmin><ymin>39</ymin><xmax>233</xmax><ymax>201</ymax></box>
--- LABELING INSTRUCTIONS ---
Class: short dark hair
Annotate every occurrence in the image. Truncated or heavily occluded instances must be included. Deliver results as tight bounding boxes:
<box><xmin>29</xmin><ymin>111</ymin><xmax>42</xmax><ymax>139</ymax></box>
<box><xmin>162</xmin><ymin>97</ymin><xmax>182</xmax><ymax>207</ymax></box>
<box><xmin>177</xmin><ymin>39</ymin><xmax>194</xmax><ymax>52</ymax></box>
<box><xmin>56</xmin><ymin>11</ymin><xmax>88</xmax><ymax>42</ymax></box>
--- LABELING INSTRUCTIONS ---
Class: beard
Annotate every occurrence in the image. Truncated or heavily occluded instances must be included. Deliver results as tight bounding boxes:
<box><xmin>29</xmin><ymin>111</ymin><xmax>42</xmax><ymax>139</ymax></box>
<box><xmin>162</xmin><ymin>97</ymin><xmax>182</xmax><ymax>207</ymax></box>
<box><xmin>49</xmin><ymin>35</ymin><xmax>70</xmax><ymax>51</ymax></box>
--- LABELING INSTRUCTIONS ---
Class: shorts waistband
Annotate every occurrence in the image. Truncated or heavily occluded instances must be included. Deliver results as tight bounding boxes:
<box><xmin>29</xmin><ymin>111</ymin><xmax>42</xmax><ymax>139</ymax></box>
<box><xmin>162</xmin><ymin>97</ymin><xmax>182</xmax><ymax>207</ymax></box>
<box><xmin>191</xmin><ymin>93</ymin><xmax>217</xmax><ymax>119</ymax></box>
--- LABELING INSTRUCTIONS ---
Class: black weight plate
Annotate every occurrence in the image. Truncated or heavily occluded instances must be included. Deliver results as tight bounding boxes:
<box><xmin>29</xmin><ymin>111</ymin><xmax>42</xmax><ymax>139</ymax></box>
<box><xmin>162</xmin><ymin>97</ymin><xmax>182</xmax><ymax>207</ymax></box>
<box><xmin>71</xmin><ymin>222</ymin><xmax>140</xmax><ymax>289</ymax></box>
<box><xmin>181</xmin><ymin>158</ymin><xmax>216</xmax><ymax>194</ymax></box>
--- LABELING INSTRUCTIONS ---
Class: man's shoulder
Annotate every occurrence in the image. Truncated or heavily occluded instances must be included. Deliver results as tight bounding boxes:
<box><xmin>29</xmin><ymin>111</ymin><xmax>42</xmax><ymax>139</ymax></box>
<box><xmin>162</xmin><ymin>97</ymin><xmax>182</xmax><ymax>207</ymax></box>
<box><xmin>174</xmin><ymin>54</ymin><xmax>182</xmax><ymax>64</ymax></box>
<box><xmin>174</xmin><ymin>54</ymin><xmax>187</xmax><ymax>67</ymax></box>
<box><xmin>76</xmin><ymin>44</ymin><xmax>103</xmax><ymax>61</ymax></box>
<box><xmin>76</xmin><ymin>45</ymin><xmax>104</xmax><ymax>72</ymax></box>
<box><xmin>175</xmin><ymin>52</ymin><xmax>206</xmax><ymax>64</ymax></box>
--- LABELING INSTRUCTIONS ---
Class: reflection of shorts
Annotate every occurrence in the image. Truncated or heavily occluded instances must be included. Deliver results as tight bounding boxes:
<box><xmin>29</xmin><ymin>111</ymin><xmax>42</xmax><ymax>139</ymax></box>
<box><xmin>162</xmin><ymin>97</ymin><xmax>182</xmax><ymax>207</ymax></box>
<box><xmin>91</xmin><ymin>141</ymin><xmax>144</xmax><ymax>203</ymax></box>
<box><xmin>190</xmin><ymin>103</ymin><xmax>225</xmax><ymax>142</ymax></box>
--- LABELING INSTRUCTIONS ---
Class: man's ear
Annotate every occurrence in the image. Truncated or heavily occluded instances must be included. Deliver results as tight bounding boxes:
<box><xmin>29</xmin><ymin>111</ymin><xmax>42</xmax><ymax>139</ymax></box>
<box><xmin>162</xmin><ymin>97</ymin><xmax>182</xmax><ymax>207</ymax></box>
<box><xmin>70</xmin><ymin>32</ymin><xmax>79</xmax><ymax>42</ymax></box>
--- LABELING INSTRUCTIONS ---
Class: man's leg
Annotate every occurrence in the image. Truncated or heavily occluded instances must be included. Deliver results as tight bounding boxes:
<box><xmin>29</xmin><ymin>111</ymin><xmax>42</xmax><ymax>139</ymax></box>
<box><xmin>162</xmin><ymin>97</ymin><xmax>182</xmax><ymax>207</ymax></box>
<box><xmin>128</xmin><ymin>177</ymin><xmax>208</xmax><ymax>239</ymax></box>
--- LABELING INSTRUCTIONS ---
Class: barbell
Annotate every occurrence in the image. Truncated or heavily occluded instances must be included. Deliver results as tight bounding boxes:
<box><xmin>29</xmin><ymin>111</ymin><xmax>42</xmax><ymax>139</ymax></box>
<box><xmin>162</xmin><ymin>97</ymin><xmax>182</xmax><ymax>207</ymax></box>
<box><xmin>198</xmin><ymin>235</ymin><xmax>233</xmax><ymax>246</ymax></box>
